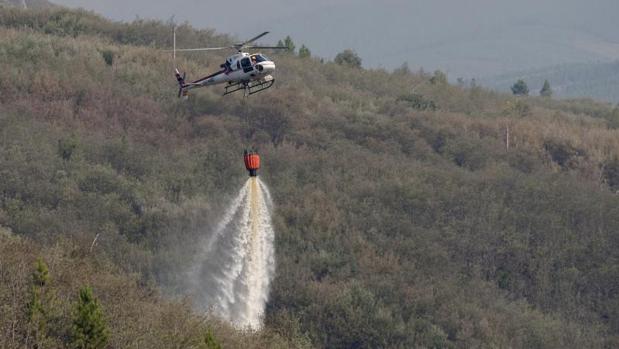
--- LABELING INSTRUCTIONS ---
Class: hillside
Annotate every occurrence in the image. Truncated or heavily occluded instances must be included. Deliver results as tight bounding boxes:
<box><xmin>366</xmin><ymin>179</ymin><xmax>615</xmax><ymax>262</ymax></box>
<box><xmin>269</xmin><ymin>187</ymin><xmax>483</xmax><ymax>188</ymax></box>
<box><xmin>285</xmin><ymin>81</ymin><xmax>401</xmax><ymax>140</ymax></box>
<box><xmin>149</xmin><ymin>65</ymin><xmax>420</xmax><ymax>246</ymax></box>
<box><xmin>483</xmin><ymin>61</ymin><xmax>619</xmax><ymax>103</ymax></box>
<box><xmin>1</xmin><ymin>6</ymin><xmax>619</xmax><ymax>348</ymax></box>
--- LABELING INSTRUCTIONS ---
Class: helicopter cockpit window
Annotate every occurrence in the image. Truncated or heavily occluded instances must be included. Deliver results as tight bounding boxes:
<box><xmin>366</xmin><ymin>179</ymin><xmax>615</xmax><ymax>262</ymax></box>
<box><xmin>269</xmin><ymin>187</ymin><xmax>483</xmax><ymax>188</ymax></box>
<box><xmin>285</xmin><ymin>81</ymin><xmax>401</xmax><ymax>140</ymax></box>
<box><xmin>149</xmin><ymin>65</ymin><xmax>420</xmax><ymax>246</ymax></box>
<box><xmin>251</xmin><ymin>55</ymin><xmax>267</xmax><ymax>63</ymax></box>
<box><xmin>241</xmin><ymin>57</ymin><xmax>253</xmax><ymax>73</ymax></box>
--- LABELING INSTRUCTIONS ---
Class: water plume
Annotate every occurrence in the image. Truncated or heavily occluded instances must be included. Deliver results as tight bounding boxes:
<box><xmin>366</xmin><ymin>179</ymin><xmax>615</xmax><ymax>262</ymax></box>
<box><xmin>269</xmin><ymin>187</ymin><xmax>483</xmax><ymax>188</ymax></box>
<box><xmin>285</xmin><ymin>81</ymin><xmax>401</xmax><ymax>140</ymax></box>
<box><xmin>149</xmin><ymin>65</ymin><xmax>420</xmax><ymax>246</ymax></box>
<box><xmin>189</xmin><ymin>177</ymin><xmax>275</xmax><ymax>330</ymax></box>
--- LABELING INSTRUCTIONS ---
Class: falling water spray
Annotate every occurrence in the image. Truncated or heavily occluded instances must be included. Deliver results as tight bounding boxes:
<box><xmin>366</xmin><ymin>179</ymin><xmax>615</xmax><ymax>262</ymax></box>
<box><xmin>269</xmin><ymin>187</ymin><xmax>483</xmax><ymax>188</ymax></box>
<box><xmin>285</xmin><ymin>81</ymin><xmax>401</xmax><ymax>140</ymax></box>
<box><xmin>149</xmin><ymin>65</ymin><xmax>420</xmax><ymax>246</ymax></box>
<box><xmin>189</xmin><ymin>177</ymin><xmax>275</xmax><ymax>330</ymax></box>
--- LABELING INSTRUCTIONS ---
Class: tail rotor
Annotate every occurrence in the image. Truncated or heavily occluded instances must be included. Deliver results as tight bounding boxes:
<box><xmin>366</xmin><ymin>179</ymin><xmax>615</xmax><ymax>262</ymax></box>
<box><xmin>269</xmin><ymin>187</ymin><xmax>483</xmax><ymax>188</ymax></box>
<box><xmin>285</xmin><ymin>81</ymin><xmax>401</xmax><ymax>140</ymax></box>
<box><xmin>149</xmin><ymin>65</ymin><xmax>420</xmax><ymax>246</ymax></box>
<box><xmin>173</xmin><ymin>26</ymin><xmax>188</xmax><ymax>98</ymax></box>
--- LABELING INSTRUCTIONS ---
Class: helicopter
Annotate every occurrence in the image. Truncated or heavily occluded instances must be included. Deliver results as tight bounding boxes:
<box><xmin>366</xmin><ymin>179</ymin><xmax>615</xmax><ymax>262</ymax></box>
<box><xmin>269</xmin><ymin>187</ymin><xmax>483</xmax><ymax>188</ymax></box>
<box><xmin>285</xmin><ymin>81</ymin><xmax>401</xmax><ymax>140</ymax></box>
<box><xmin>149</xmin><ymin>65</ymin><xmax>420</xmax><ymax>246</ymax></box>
<box><xmin>173</xmin><ymin>31</ymin><xmax>287</xmax><ymax>98</ymax></box>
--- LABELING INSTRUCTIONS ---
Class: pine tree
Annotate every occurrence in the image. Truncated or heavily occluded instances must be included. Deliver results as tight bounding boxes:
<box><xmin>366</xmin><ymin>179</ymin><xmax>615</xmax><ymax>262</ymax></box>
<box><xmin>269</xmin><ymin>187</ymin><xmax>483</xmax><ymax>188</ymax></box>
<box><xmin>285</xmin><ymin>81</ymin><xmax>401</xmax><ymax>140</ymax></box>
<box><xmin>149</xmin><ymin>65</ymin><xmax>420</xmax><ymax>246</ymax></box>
<box><xmin>511</xmin><ymin>79</ymin><xmax>529</xmax><ymax>96</ymax></box>
<box><xmin>283</xmin><ymin>36</ymin><xmax>295</xmax><ymax>54</ymax></box>
<box><xmin>540</xmin><ymin>79</ymin><xmax>552</xmax><ymax>97</ymax></box>
<box><xmin>71</xmin><ymin>287</ymin><xmax>108</xmax><ymax>349</ymax></box>
<box><xmin>27</xmin><ymin>258</ymin><xmax>57</xmax><ymax>348</ymax></box>
<box><xmin>298</xmin><ymin>44</ymin><xmax>311</xmax><ymax>59</ymax></box>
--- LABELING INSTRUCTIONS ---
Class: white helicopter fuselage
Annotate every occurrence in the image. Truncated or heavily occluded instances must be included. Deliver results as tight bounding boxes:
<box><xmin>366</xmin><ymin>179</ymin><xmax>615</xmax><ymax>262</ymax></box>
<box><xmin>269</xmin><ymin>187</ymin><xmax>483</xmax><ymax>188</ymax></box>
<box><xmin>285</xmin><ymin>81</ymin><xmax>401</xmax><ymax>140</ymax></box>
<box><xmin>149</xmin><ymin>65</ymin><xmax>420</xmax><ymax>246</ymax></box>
<box><xmin>186</xmin><ymin>52</ymin><xmax>275</xmax><ymax>89</ymax></box>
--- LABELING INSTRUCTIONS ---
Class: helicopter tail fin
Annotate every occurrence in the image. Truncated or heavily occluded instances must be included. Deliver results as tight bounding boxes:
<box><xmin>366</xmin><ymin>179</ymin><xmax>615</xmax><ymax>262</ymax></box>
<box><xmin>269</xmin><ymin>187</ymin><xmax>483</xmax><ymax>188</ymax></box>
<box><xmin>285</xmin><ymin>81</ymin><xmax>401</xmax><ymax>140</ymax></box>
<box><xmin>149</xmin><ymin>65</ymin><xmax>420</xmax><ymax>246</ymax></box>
<box><xmin>175</xmin><ymin>68</ymin><xmax>188</xmax><ymax>98</ymax></box>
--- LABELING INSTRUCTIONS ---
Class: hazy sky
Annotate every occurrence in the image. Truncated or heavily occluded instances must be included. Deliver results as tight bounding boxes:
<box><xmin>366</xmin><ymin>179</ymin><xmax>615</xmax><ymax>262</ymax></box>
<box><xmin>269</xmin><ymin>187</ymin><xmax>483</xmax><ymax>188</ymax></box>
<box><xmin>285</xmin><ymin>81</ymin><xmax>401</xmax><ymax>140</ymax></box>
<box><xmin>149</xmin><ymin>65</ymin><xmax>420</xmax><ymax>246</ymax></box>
<box><xmin>50</xmin><ymin>0</ymin><xmax>619</xmax><ymax>78</ymax></box>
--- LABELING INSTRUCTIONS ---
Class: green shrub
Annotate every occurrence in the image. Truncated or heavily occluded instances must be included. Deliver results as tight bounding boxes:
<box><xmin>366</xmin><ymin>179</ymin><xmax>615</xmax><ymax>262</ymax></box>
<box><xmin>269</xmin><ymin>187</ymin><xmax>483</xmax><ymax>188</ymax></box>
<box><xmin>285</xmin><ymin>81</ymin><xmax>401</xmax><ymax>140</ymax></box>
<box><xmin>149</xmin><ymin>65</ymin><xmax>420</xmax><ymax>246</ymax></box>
<box><xmin>100</xmin><ymin>49</ymin><xmax>114</xmax><ymax>66</ymax></box>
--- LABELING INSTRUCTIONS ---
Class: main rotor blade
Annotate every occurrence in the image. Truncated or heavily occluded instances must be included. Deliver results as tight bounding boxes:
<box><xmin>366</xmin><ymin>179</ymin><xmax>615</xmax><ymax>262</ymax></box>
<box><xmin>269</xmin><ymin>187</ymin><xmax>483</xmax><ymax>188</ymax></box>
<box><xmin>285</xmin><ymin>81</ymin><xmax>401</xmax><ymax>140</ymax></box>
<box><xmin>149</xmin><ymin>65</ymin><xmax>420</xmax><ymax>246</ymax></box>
<box><xmin>172</xmin><ymin>46</ymin><xmax>233</xmax><ymax>52</ymax></box>
<box><xmin>246</xmin><ymin>46</ymin><xmax>289</xmax><ymax>50</ymax></box>
<box><xmin>239</xmin><ymin>31</ymin><xmax>270</xmax><ymax>46</ymax></box>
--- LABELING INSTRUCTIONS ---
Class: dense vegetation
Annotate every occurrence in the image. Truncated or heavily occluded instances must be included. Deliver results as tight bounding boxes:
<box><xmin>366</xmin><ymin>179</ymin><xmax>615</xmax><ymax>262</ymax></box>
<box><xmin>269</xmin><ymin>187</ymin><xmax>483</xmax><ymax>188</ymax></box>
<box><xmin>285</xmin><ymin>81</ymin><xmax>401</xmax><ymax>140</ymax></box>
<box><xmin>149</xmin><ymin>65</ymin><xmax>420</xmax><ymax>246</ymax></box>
<box><xmin>1</xmin><ymin>6</ymin><xmax>618</xmax><ymax>348</ymax></box>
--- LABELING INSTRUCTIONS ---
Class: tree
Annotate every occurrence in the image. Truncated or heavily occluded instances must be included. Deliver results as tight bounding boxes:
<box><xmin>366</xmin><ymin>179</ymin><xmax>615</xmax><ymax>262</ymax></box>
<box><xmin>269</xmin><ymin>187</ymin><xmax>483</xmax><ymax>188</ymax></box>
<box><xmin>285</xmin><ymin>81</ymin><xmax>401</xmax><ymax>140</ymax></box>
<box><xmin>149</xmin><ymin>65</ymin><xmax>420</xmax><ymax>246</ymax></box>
<box><xmin>283</xmin><ymin>35</ymin><xmax>295</xmax><ymax>54</ymax></box>
<box><xmin>511</xmin><ymin>79</ymin><xmax>529</xmax><ymax>96</ymax></box>
<box><xmin>27</xmin><ymin>258</ymin><xmax>57</xmax><ymax>348</ymax></box>
<box><xmin>540</xmin><ymin>80</ymin><xmax>552</xmax><ymax>97</ymax></box>
<box><xmin>334</xmin><ymin>49</ymin><xmax>362</xmax><ymax>68</ymax></box>
<box><xmin>430</xmin><ymin>70</ymin><xmax>448</xmax><ymax>85</ymax></box>
<box><xmin>71</xmin><ymin>287</ymin><xmax>108</xmax><ymax>349</ymax></box>
<box><xmin>298</xmin><ymin>44</ymin><xmax>311</xmax><ymax>59</ymax></box>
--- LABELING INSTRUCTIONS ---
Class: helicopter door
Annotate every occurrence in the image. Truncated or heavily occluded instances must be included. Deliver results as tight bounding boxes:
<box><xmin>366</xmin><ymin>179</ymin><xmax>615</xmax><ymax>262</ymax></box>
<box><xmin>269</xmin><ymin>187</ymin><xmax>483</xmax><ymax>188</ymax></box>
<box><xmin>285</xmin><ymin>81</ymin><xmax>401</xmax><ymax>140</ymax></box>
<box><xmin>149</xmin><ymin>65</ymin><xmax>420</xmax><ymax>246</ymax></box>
<box><xmin>241</xmin><ymin>57</ymin><xmax>253</xmax><ymax>73</ymax></box>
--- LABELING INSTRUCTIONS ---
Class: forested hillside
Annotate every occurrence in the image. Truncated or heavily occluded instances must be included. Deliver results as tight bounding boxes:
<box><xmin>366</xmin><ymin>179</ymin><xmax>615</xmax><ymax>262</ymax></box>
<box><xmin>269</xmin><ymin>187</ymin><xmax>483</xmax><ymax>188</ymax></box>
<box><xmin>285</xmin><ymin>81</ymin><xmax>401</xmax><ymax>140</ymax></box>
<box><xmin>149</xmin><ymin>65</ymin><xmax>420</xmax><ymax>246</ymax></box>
<box><xmin>1</xmin><ymin>7</ymin><xmax>619</xmax><ymax>348</ymax></box>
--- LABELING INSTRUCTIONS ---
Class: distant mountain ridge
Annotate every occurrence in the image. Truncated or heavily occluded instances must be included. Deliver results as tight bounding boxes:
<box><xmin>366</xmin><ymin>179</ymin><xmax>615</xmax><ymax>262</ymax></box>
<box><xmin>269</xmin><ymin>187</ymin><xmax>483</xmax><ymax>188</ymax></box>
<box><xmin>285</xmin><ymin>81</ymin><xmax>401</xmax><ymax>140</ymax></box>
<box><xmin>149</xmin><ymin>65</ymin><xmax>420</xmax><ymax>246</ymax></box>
<box><xmin>264</xmin><ymin>5</ymin><xmax>619</xmax><ymax>78</ymax></box>
<box><xmin>482</xmin><ymin>61</ymin><xmax>619</xmax><ymax>103</ymax></box>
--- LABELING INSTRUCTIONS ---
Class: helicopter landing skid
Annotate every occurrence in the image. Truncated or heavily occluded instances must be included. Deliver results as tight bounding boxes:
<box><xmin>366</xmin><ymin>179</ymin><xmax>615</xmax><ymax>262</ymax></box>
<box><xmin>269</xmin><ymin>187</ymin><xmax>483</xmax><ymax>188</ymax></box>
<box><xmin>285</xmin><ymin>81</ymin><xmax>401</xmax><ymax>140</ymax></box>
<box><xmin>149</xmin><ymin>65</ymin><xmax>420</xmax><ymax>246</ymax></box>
<box><xmin>224</xmin><ymin>78</ymin><xmax>275</xmax><ymax>97</ymax></box>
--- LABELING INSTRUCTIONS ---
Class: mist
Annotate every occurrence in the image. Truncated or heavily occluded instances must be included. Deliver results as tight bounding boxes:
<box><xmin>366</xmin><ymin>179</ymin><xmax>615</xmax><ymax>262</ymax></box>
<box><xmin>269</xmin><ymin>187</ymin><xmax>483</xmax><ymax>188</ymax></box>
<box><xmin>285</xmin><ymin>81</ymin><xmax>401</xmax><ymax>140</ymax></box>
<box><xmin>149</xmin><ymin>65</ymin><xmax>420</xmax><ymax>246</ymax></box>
<box><xmin>50</xmin><ymin>0</ymin><xmax>619</xmax><ymax>78</ymax></box>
